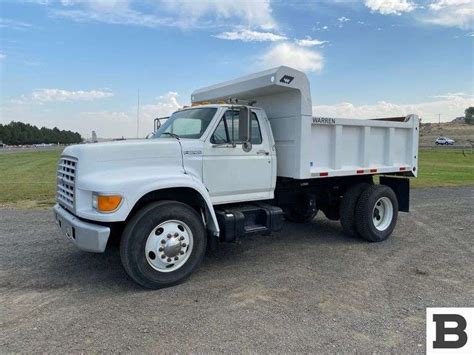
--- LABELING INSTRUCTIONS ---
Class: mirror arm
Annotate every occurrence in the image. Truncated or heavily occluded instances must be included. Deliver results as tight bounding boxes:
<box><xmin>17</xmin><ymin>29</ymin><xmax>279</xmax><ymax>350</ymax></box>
<box><xmin>247</xmin><ymin>108</ymin><xmax>251</xmax><ymax>143</ymax></box>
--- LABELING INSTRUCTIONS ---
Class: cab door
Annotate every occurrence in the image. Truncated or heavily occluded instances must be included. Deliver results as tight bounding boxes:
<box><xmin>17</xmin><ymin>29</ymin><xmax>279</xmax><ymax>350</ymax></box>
<box><xmin>202</xmin><ymin>108</ymin><xmax>273</xmax><ymax>204</ymax></box>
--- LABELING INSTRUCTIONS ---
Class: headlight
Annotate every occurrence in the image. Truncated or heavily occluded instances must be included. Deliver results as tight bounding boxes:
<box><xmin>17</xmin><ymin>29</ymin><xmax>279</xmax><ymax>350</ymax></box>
<box><xmin>92</xmin><ymin>193</ymin><xmax>122</xmax><ymax>213</ymax></box>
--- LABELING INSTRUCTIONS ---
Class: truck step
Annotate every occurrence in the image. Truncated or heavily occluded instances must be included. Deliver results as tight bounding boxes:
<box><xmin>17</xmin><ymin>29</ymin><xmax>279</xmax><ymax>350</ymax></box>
<box><xmin>215</xmin><ymin>203</ymin><xmax>283</xmax><ymax>242</ymax></box>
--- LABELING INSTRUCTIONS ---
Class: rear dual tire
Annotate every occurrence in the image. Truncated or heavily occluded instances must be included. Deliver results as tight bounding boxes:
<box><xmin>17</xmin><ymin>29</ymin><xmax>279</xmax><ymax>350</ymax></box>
<box><xmin>355</xmin><ymin>185</ymin><xmax>398</xmax><ymax>242</ymax></box>
<box><xmin>340</xmin><ymin>184</ymin><xmax>398</xmax><ymax>242</ymax></box>
<box><xmin>340</xmin><ymin>183</ymin><xmax>371</xmax><ymax>237</ymax></box>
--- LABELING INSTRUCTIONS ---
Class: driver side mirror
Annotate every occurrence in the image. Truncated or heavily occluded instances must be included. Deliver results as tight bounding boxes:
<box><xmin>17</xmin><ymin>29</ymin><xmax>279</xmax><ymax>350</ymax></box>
<box><xmin>239</xmin><ymin>108</ymin><xmax>252</xmax><ymax>152</ymax></box>
<box><xmin>154</xmin><ymin>118</ymin><xmax>161</xmax><ymax>132</ymax></box>
<box><xmin>154</xmin><ymin>116</ymin><xmax>169</xmax><ymax>132</ymax></box>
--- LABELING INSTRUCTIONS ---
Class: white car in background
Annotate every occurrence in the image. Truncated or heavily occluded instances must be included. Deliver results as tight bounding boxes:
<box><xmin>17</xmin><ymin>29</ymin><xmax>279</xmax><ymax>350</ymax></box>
<box><xmin>435</xmin><ymin>137</ymin><xmax>455</xmax><ymax>145</ymax></box>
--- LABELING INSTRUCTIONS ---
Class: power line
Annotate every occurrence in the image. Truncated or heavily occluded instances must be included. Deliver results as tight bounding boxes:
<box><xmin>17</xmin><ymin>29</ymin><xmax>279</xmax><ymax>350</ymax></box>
<box><xmin>136</xmin><ymin>89</ymin><xmax>140</xmax><ymax>138</ymax></box>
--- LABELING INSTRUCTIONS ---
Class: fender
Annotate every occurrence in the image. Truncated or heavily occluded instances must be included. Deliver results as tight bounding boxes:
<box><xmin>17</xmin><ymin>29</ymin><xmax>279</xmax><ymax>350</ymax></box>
<box><xmin>75</xmin><ymin>166</ymin><xmax>220</xmax><ymax>236</ymax></box>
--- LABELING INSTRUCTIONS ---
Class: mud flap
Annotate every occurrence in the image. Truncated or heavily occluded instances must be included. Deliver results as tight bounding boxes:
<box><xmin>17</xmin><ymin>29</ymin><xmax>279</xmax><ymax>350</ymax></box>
<box><xmin>379</xmin><ymin>176</ymin><xmax>410</xmax><ymax>212</ymax></box>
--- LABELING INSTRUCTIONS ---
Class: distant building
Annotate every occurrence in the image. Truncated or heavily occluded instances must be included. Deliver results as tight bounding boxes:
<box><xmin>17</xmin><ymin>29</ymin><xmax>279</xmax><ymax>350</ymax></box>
<box><xmin>91</xmin><ymin>130</ymin><xmax>98</xmax><ymax>143</ymax></box>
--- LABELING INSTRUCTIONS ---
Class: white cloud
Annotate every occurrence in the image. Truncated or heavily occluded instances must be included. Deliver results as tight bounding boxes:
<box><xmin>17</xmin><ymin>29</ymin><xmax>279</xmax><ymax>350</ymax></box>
<box><xmin>162</xmin><ymin>0</ymin><xmax>276</xmax><ymax>30</ymax></box>
<box><xmin>51</xmin><ymin>8</ymin><xmax>172</xmax><ymax>28</ymax></box>
<box><xmin>0</xmin><ymin>53</ymin><xmax>6</xmax><ymax>60</ymax></box>
<box><xmin>0</xmin><ymin>18</ymin><xmax>33</xmax><ymax>30</ymax></box>
<box><xmin>140</xmin><ymin>92</ymin><xmax>181</xmax><ymax>122</ymax></box>
<box><xmin>24</xmin><ymin>0</ymin><xmax>52</xmax><ymax>4</ymax></box>
<box><xmin>215</xmin><ymin>29</ymin><xmax>287</xmax><ymax>42</ymax></box>
<box><xmin>313</xmin><ymin>93</ymin><xmax>474</xmax><ymax>123</ymax></box>
<box><xmin>424</xmin><ymin>0</ymin><xmax>474</xmax><ymax>30</ymax></box>
<box><xmin>32</xmin><ymin>89</ymin><xmax>114</xmax><ymax>102</ymax></box>
<box><xmin>2</xmin><ymin>91</ymin><xmax>182</xmax><ymax>138</ymax></box>
<box><xmin>295</xmin><ymin>37</ymin><xmax>329</xmax><ymax>47</ymax></box>
<box><xmin>432</xmin><ymin>92</ymin><xmax>473</xmax><ymax>99</ymax></box>
<box><xmin>59</xmin><ymin>0</ymin><xmax>130</xmax><ymax>11</ymax></box>
<box><xmin>76</xmin><ymin>92</ymin><xmax>182</xmax><ymax>137</ymax></box>
<box><xmin>364</xmin><ymin>0</ymin><xmax>416</xmax><ymax>15</ymax></box>
<box><xmin>258</xmin><ymin>43</ymin><xmax>324</xmax><ymax>73</ymax></box>
<box><xmin>338</xmin><ymin>16</ymin><xmax>351</xmax><ymax>22</ymax></box>
<box><xmin>81</xmin><ymin>91</ymin><xmax>182</xmax><ymax>138</ymax></box>
<box><xmin>50</xmin><ymin>0</ymin><xmax>276</xmax><ymax>30</ymax></box>
<box><xmin>13</xmin><ymin>89</ymin><xmax>114</xmax><ymax>104</ymax></box>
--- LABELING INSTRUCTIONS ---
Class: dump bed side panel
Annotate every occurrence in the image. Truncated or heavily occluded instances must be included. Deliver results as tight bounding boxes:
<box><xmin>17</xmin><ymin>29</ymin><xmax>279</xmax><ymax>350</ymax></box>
<box><xmin>299</xmin><ymin>116</ymin><xmax>419</xmax><ymax>179</ymax></box>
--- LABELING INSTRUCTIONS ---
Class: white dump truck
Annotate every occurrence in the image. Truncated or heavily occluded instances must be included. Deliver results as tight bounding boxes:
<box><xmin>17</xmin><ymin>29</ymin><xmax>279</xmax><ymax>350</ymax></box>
<box><xmin>54</xmin><ymin>66</ymin><xmax>420</xmax><ymax>289</ymax></box>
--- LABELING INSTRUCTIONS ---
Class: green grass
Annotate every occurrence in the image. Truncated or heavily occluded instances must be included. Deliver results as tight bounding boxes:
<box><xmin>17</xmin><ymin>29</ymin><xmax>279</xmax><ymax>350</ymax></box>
<box><xmin>0</xmin><ymin>149</ymin><xmax>62</xmax><ymax>208</ymax></box>
<box><xmin>413</xmin><ymin>149</ymin><xmax>474</xmax><ymax>188</ymax></box>
<box><xmin>0</xmin><ymin>148</ymin><xmax>472</xmax><ymax>208</ymax></box>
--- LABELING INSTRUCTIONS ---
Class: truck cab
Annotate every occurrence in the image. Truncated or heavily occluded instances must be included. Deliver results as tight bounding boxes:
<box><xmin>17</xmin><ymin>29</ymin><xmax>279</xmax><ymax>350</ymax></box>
<box><xmin>54</xmin><ymin>66</ymin><xmax>419</xmax><ymax>289</ymax></box>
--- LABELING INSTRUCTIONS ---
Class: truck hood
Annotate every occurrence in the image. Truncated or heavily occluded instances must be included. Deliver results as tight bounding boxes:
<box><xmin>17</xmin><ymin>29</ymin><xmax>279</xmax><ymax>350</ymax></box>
<box><xmin>62</xmin><ymin>139</ymin><xmax>183</xmax><ymax>176</ymax></box>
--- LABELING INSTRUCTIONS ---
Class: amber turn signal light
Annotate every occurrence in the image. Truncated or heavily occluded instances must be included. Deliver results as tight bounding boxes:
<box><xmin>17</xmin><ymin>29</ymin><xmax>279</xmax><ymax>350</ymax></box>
<box><xmin>94</xmin><ymin>194</ymin><xmax>122</xmax><ymax>212</ymax></box>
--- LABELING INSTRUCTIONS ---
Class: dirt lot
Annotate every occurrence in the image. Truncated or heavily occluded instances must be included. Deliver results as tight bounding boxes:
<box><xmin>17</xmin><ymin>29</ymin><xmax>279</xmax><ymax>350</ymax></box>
<box><xmin>1</xmin><ymin>187</ymin><xmax>473</xmax><ymax>353</ymax></box>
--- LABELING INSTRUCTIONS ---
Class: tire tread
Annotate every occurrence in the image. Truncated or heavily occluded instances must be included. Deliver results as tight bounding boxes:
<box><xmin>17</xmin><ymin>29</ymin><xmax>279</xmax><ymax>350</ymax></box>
<box><xmin>340</xmin><ymin>183</ymin><xmax>370</xmax><ymax>237</ymax></box>
<box><xmin>355</xmin><ymin>185</ymin><xmax>398</xmax><ymax>242</ymax></box>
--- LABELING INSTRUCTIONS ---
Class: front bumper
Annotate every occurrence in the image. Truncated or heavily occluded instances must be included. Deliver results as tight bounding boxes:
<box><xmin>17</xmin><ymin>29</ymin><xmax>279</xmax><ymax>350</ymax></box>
<box><xmin>53</xmin><ymin>204</ymin><xmax>110</xmax><ymax>253</ymax></box>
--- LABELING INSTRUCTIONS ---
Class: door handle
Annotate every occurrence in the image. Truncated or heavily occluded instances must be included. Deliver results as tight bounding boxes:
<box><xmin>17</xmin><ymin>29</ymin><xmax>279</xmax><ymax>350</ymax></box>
<box><xmin>257</xmin><ymin>150</ymin><xmax>270</xmax><ymax>156</ymax></box>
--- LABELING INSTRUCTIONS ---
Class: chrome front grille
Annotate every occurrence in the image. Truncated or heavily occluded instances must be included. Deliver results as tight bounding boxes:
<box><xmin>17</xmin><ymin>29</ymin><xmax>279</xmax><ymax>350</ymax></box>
<box><xmin>57</xmin><ymin>157</ymin><xmax>77</xmax><ymax>210</ymax></box>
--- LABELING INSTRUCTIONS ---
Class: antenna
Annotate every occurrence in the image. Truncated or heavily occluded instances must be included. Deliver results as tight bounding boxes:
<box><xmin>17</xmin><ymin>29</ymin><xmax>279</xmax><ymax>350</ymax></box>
<box><xmin>136</xmin><ymin>89</ymin><xmax>140</xmax><ymax>138</ymax></box>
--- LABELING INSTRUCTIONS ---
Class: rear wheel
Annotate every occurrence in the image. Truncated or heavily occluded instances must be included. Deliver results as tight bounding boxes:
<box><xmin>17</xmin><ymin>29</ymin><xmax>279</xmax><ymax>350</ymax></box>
<box><xmin>120</xmin><ymin>201</ymin><xmax>206</xmax><ymax>289</ymax></box>
<box><xmin>355</xmin><ymin>185</ymin><xmax>398</xmax><ymax>242</ymax></box>
<box><xmin>339</xmin><ymin>183</ymin><xmax>371</xmax><ymax>237</ymax></box>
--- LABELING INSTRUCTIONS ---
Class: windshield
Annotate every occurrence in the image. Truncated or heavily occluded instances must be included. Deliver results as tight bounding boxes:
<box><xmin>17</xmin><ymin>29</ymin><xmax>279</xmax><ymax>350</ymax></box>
<box><xmin>155</xmin><ymin>107</ymin><xmax>217</xmax><ymax>139</ymax></box>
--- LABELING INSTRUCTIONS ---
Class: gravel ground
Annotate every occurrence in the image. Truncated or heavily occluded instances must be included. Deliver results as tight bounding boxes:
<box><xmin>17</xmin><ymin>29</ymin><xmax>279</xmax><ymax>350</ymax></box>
<box><xmin>1</xmin><ymin>187</ymin><xmax>473</xmax><ymax>353</ymax></box>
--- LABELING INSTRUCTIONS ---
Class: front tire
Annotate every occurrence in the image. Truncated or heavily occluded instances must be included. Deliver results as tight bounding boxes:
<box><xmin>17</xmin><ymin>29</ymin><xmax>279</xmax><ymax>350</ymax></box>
<box><xmin>120</xmin><ymin>201</ymin><xmax>207</xmax><ymax>289</ymax></box>
<box><xmin>355</xmin><ymin>185</ymin><xmax>398</xmax><ymax>242</ymax></box>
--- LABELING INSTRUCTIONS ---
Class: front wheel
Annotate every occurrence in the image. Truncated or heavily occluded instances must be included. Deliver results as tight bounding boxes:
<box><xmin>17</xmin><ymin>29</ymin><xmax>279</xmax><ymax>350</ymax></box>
<box><xmin>355</xmin><ymin>185</ymin><xmax>398</xmax><ymax>242</ymax></box>
<box><xmin>120</xmin><ymin>201</ymin><xmax>207</xmax><ymax>289</ymax></box>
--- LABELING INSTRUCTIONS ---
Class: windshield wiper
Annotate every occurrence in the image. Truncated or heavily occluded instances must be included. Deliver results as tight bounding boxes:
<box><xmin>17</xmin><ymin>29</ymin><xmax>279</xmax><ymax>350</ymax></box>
<box><xmin>161</xmin><ymin>132</ymin><xmax>180</xmax><ymax>140</ymax></box>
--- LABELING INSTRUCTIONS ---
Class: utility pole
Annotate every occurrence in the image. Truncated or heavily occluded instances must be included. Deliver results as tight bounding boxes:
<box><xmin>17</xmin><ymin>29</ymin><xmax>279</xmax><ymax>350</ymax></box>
<box><xmin>438</xmin><ymin>113</ymin><xmax>441</xmax><ymax>125</ymax></box>
<box><xmin>136</xmin><ymin>89</ymin><xmax>140</xmax><ymax>138</ymax></box>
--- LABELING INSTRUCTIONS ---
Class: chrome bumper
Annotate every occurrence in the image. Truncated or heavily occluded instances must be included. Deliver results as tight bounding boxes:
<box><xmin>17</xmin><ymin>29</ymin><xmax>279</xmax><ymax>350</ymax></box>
<box><xmin>54</xmin><ymin>204</ymin><xmax>110</xmax><ymax>253</ymax></box>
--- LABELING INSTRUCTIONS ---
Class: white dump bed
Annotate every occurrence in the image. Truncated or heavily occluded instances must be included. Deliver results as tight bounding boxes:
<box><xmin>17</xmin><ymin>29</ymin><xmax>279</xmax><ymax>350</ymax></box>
<box><xmin>192</xmin><ymin>66</ymin><xmax>419</xmax><ymax>180</ymax></box>
<box><xmin>305</xmin><ymin>116</ymin><xmax>419</xmax><ymax>179</ymax></box>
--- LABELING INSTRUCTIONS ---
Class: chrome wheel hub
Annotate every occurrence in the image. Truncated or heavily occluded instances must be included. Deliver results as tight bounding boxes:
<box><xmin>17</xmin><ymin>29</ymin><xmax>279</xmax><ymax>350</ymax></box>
<box><xmin>372</xmin><ymin>197</ymin><xmax>393</xmax><ymax>231</ymax></box>
<box><xmin>145</xmin><ymin>220</ymin><xmax>193</xmax><ymax>272</ymax></box>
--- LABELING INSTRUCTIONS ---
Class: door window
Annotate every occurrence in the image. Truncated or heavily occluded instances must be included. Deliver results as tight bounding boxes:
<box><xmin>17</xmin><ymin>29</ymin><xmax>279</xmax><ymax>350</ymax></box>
<box><xmin>210</xmin><ymin>118</ymin><xmax>228</xmax><ymax>144</ymax></box>
<box><xmin>211</xmin><ymin>110</ymin><xmax>262</xmax><ymax>144</ymax></box>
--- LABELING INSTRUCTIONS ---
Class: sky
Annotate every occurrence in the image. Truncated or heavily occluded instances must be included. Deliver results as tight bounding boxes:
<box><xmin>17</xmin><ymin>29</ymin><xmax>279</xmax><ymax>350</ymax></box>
<box><xmin>0</xmin><ymin>0</ymin><xmax>473</xmax><ymax>139</ymax></box>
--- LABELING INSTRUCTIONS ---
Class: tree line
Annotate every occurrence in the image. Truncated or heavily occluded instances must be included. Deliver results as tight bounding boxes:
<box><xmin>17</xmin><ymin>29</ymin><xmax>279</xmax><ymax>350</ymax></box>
<box><xmin>465</xmin><ymin>107</ymin><xmax>474</xmax><ymax>125</ymax></box>
<box><xmin>0</xmin><ymin>121</ymin><xmax>82</xmax><ymax>145</ymax></box>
